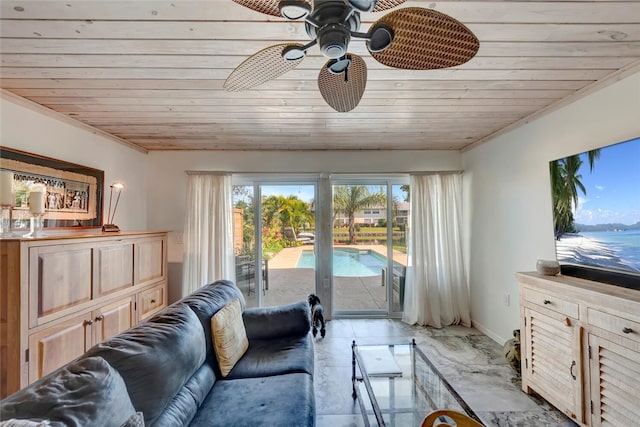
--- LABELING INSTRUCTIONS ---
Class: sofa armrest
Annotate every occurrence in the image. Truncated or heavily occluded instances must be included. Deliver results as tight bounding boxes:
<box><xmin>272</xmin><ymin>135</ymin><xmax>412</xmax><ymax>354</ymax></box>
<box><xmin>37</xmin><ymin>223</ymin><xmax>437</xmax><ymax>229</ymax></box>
<box><xmin>243</xmin><ymin>301</ymin><xmax>311</xmax><ymax>340</ymax></box>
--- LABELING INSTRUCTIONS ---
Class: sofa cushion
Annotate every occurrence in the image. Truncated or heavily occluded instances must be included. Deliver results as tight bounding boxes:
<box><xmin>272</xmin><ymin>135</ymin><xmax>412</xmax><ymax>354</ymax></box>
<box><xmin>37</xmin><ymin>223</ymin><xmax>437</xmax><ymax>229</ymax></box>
<box><xmin>212</xmin><ymin>298</ymin><xmax>249</xmax><ymax>377</ymax></box>
<box><xmin>0</xmin><ymin>357</ymin><xmax>135</xmax><ymax>427</ymax></box>
<box><xmin>242</xmin><ymin>301</ymin><xmax>311</xmax><ymax>340</ymax></box>
<box><xmin>226</xmin><ymin>334</ymin><xmax>314</xmax><ymax>379</ymax></box>
<box><xmin>180</xmin><ymin>280</ymin><xmax>245</xmax><ymax>376</ymax></box>
<box><xmin>83</xmin><ymin>304</ymin><xmax>206</xmax><ymax>426</ymax></box>
<box><xmin>150</xmin><ymin>363</ymin><xmax>216</xmax><ymax>427</ymax></box>
<box><xmin>188</xmin><ymin>373</ymin><xmax>315</xmax><ymax>427</ymax></box>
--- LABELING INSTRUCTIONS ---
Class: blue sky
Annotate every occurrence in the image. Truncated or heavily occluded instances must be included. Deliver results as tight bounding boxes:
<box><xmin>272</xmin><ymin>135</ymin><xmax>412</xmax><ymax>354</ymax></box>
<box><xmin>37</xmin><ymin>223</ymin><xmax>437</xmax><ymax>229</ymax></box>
<box><xmin>573</xmin><ymin>137</ymin><xmax>640</xmax><ymax>226</ymax></box>
<box><xmin>261</xmin><ymin>185</ymin><xmax>315</xmax><ymax>203</ymax></box>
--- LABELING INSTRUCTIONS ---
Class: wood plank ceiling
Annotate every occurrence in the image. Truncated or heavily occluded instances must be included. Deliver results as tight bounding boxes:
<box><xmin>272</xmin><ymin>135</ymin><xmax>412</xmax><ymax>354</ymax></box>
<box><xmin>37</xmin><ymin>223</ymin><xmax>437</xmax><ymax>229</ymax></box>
<box><xmin>1</xmin><ymin>1</ymin><xmax>639</xmax><ymax>151</ymax></box>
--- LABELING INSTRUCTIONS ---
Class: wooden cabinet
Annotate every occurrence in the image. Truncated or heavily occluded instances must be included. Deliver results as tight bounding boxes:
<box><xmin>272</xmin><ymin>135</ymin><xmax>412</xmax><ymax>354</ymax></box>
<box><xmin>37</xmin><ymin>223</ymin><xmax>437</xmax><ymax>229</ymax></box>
<box><xmin>28</xmin><ymin>312</ymin><xmax>92</xmax><ymax>382</ymax></box>
<box><xmin>518</xmin><ymin>272</ymin><xmax>640</xmax><ymax>427</ymax></box>
<box><xmin>138</xmin><ymin>282</ymin><xmax>166</xmax><ymax>321</ymax></box>
<box><xmin>93</xmin><ymin>296</ymin><xmax>135</xmax><ymax>343</ymax></box>
<box><xmin>0</xmin><ymin>231</ymin><xmax>168</xmax><ymax>398</ymax></box>
<box><xmin>522</xmin><ymin>306</ymin><xmax>582</xmax><ymax>421</ymax></box>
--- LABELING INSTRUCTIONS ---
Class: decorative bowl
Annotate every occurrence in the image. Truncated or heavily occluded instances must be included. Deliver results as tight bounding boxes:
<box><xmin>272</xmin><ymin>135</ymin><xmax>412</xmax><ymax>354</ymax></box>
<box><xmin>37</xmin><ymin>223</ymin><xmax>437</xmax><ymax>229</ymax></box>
<box><xmin>536</xmin><ymin>259</ymin><xmax>560</xmax><ymax>276</ymax></box>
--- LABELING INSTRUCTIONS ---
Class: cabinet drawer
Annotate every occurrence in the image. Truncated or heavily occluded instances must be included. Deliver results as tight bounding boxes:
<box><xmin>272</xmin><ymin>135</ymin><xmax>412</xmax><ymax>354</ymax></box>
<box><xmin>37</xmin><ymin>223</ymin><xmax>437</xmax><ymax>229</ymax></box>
<box><xmin>522</xmin><ymin>287</ymin><xmax>579</xmax><ymax>319</ymax></box>
<box><xmin>588</xmin><ymin>308</ymin><xmax>640</xmax><ymax>344</ymax></box>
<box><xmin>138</xmin><ymin>284</ymin><xmax>166</xmax><ymax>321</ymax></box>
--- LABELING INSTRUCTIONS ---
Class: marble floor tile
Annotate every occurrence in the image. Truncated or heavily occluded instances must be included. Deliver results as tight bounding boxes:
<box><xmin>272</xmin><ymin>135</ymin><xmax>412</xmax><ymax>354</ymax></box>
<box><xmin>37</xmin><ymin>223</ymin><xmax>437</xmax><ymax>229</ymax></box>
<box><xmin>316</xmin><ymin>414</ymin><xmax>366</xmax><ymax>427</ymax></box>
<box><xmin>314</xmin><ymin>319</ymin><xmax>575</xmax><ymax>426</ymax></box>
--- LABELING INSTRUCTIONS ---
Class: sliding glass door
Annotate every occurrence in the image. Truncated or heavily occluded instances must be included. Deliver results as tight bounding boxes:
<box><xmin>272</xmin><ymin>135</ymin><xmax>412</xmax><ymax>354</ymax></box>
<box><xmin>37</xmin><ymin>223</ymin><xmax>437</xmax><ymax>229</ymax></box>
<box><xmin>233</xmin><ymin>176</ymin><xmax>408</xmax><ymax>317</ymax></box>
<box><xmin>233</xmin><ymin>181</ymin><xmax>316</xmax><ymax>308</ymax></box>
<box><xmin>331</xmin><ymin>180</ymin><xmax>409</xmax><ymax>316</ymax></box>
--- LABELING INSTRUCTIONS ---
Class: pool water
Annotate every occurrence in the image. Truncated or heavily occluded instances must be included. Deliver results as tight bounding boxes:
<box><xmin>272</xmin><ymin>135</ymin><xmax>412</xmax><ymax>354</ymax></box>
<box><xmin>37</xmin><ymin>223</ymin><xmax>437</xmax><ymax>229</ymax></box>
<box><xmin>297</xmin><ymin>248</ymin><xmax>387</xmax><ymax>277</ymax></box>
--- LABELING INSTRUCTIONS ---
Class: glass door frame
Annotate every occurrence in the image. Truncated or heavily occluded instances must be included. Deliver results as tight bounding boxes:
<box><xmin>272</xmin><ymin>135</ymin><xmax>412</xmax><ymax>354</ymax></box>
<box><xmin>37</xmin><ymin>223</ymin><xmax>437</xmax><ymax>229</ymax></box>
<box><xmin>330</xmin><ymin>176</ymin><xmax>409</xmax><ymax>319</ymax></box>
<box><xmin>232</xmin><ymin>175</ymin><xmax>320</xmax><ymax>308</ymax></box>
<box><xmin>232</xmin><ymin>173</ymin><xmax>408</xmax><ymax>319</ymax></box>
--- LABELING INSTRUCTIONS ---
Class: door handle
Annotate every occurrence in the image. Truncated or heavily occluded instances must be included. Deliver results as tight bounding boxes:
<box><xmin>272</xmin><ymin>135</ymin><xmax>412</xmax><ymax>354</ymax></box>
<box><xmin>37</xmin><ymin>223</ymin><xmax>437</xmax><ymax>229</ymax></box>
<box><xmin>570</xmin><ymin>360</ymin><xmax>576</xmax><ymax>380</ymax></box>
<box><xmin>84</xmin><ymin>319</ymin><xmax>94</xmax><ymax>327</ymax></box>
<box><xmin>95</xmin><ymin>315</ymin><xmax>104</xmax><ymax>322</ymax></box>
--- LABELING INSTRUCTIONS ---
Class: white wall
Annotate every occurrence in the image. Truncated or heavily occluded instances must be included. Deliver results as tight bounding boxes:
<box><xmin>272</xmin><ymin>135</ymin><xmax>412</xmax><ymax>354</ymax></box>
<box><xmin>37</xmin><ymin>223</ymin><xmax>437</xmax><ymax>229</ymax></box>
<box><xmin>1</xmin><ymin>95</ymin><xmax>150</xmax><ymax>232</ymax></box>
<box><xmin>462</xmin><ymin>71</ymin><xmax>640</xmax><ymax>344</ymax></box>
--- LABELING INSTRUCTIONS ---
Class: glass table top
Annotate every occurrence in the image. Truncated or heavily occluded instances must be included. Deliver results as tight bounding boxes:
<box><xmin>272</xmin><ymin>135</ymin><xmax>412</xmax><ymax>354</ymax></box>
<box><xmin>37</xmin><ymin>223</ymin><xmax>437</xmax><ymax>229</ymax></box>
<box><xmin>351</xmin><ymin>340</ymin><xmax>481</xmax><ymax>427</ymax></box>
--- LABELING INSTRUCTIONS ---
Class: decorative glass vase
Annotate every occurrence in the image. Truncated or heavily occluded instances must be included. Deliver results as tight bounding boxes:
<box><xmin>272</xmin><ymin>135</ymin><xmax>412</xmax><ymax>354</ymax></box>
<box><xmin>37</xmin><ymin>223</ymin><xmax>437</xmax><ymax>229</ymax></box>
<box><xmin>0</xmin><ymin>205</ymin><xmax>12</xmax><ymax>236</ymax></box>
<box><xmin>25</xmin><ymin>213</ymin><xmax>45</xmax><ymax>238</ymax></box>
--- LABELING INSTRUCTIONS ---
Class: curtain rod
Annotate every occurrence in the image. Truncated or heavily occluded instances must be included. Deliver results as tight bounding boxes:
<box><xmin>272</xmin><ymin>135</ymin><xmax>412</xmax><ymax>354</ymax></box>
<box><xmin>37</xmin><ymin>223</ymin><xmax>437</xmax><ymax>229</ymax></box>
<box><xmin>408</xmin><ymin>170</ymin><xmax>463</xmax><ymax>176</ymax></box>
<box><xmin>185</xmin><ymin>171</ymin><xmax>232</xmax><ymax>175</ymax></box>
<box><xmin>186</xmin><ymin>170</ymin><xmax>462</xmax><ymax>176</ymax></box>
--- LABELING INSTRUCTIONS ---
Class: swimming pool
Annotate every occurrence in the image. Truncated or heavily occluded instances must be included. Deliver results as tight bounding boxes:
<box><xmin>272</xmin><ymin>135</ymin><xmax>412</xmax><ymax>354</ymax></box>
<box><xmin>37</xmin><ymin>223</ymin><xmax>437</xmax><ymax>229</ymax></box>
<box><xmin>297</xmin><ymin>248</ymin><xmax>387</xmax><ymax>277</ymax></box>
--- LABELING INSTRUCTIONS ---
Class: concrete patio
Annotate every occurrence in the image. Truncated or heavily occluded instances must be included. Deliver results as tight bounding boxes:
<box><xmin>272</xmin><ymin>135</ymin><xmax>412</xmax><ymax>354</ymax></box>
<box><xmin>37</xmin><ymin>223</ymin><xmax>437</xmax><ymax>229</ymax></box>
<box><xmin>239</xmin><ymin>245</ymin><xmax>406</xmax><ymax>313</ymax></box>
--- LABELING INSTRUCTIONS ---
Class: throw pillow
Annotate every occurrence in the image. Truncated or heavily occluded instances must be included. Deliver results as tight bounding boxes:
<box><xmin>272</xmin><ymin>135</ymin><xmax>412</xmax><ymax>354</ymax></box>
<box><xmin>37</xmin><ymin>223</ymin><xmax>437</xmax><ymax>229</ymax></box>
<box><xmin>211</xmin><ymin>298</ymin><xmax>249</xmax><ymax>377</ymax></box>
<box><xmin>120</xmin><ymin>412</ymin><xmax>144</xmax><ymax>427</ymax></box>
<box><xmin>0</xmin><ymin>421</ymin><xmax>51</xmax><ymax>427</ymax></box>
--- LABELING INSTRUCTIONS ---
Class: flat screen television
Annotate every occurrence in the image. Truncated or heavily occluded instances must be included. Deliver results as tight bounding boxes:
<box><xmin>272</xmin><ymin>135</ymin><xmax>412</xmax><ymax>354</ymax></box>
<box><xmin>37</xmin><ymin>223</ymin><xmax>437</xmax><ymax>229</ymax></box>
<box><xmin>549</xmin><ymin>137</ymin><xmax>640</xmax><ymax>289</ymax></box>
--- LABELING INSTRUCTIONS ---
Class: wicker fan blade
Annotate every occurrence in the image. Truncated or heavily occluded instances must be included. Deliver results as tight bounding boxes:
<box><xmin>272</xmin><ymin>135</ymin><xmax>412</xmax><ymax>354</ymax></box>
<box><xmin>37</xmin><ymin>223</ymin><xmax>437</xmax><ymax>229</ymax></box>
<box><xmin>318</xmin><ymin>54</ymin><xmax>367</xmax><ymax>113</ymax></box>
<box><xmin>369</xmin><ymin>7</ymin><xmax>479</xmax><ymax>70</ymax></box>
<box><xmin>224</xmin><ymin>43</ymin><xmax>306</xmax><ymax>92</ymax></box>
<box><xmin>372</xmin><ymin>0</ymin><xmax>407</xmax><ymax>13</ymax></box>
<box><xmin>233</xmin><ymin>0</ymin><xmax>312</xmax><ymax>17</ymax></box>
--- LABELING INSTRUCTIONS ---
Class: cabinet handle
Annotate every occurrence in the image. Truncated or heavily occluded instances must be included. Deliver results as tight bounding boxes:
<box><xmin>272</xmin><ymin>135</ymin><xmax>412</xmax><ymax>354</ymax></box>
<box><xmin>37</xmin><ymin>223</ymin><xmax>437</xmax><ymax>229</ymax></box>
<box><xmin>623</xmin><ymin>327</ymin><xmax>633</xmax><ymax>334</ymax></box>
<box><xmin>84</xmin><ymin>319</ymin><xmax>94</xmax><ymax>326</ymax></box>
<box><xmin>543</xmin><ymin>299</ymin><xmax>551</xmax><ymax>305</ymax></box>
<box><xmin>150</xmin><ymin>299</ymin><xmax>157</xmax><ymax>304</ymax></box>
<box><xmin>570</xmin><ymin>360</ymin><xmax>576</xmax><ymax>380</ymax></box>
<box><xmin>95</xmin><ymin>315</ymin><xmax>104</xmax><ymax>322</ymax></box>
<box><xmin>564</xmin><ymin>317</ymin><xmax>571</xmax><ymax>327</ymax></box>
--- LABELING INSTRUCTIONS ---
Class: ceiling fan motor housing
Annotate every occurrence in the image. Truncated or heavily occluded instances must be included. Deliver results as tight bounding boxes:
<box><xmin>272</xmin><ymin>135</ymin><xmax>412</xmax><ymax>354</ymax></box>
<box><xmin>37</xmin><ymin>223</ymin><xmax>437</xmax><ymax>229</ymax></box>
<box><xmin>306</xmin><ymin>1</ymin><xmax>361</xmax><ymax>59</ymax></box>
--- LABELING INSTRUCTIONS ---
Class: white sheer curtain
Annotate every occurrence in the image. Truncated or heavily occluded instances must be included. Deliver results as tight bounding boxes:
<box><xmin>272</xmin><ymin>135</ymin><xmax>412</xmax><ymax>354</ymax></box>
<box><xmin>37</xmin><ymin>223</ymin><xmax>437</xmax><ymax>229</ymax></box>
<box><xmin>182</xmin><ymin>173</ymin><xmax>235</xmax><ymax>296</ymax></box>
<box><xmin>402</xmin><ymin>173</ymin><xmax>471</xmax><ymax>328</ymax></box>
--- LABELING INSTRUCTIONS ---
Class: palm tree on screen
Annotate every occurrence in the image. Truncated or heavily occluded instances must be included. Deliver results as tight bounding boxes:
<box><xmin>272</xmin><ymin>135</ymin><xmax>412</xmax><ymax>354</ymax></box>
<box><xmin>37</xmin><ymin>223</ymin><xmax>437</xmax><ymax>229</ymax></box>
<box><xmin>550</xmin><ymin>149</ymin><xmax>600</xmax><ymax>236</ymax></box>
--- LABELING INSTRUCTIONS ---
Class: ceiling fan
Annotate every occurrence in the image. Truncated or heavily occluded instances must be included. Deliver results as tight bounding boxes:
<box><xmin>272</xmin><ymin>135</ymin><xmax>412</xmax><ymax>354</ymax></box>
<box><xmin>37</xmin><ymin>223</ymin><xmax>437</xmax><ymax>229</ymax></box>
<box><xmin>224</xmin><ymin>0</ymin><xmax>479</xmax><ymax>112</ymax></box>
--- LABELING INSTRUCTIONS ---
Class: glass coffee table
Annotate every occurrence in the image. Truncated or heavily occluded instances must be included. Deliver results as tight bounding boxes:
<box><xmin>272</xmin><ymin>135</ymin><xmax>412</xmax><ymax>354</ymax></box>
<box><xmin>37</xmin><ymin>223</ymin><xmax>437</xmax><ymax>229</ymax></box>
<box><xmin>351</xmin><ymin>340</ymin><xmax>482</xmax><ymax>427</ymax></box>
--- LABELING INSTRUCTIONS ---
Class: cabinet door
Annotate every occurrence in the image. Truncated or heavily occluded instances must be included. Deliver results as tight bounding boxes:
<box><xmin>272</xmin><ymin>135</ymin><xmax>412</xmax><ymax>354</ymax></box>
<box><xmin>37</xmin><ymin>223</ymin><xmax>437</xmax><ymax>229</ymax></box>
<box><xmin>523</xmin><ymin>307</ymin><xmax>583</xmax><ymax>422</ymax></box>
<box><xmin>589</xmin><ymin>334</ymin><xmax>640</xmax><ymax>426</ymax></box>
<box><xmin>29</xmin><ymin>244</ymin><xmax>93</xmax><ymax>326</ymax></box>
<box><xmin>94</xmin><ymin>243</ymin><xmax>134</xmax><ymax>298</ymax></box>
<box><xmin>28</xmin><ymin>313</ymin><xmax>92</xmax><ymax>382</ymax></box>
<box><xmin>135</xmin><ymin>237</ymin><xmax>165</xmax><ymax>286</ymax></box>
<box><xmin>93</xmin><ymin>297</ymin><xmax>135</xmax><ymax>344</ymax></box>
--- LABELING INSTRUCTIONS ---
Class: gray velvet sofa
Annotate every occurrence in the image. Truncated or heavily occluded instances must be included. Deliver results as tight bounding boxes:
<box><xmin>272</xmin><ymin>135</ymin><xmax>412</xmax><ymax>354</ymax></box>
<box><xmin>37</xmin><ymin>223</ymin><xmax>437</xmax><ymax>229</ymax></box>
<box><xmin>0</xmin><ymin>280</ymin><xmax>315</xmax><ymax>427</ymax></box>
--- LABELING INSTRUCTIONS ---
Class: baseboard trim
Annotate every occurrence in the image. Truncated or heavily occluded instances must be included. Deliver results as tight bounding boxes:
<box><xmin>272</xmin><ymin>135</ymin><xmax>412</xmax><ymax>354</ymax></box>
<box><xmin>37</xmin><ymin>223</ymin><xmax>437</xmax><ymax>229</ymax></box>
<box><xmin>471</xmin><ymin>319</ymin><xmax>507</xmax><ymax>345</ymax></box>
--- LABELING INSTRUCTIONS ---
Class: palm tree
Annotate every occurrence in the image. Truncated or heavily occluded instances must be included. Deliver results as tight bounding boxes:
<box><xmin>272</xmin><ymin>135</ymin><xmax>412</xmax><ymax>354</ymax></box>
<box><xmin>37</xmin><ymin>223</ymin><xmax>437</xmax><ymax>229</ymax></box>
<box><xmin>262</xmin><ymin>194</ymin><xmax>314</xmax><ymax>243</ymax></box>
<box><xmin>333</xmin><ymin>185</ymin><xmax>386</xmax><ymax>244</ymax></box>
<box><xmin>550</xmin><ymin>148</ymin><xmax>599</xmax><ymax>236</ymax></box>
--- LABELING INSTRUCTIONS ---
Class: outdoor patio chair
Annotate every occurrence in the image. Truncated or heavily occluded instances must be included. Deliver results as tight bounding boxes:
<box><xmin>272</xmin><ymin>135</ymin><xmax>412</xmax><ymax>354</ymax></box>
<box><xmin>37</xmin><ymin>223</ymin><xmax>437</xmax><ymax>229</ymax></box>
<box><xmin>283</xmin><ymin>226</ymin><xmax>314</xmax><ymax>244</ymax></box>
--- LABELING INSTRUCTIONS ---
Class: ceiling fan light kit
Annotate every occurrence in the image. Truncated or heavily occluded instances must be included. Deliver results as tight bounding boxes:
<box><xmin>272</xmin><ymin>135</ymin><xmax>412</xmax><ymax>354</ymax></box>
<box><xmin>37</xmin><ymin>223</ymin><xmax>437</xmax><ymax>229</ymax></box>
<box><xmin>279</xmin><ymin>1</ymin><xmax>312</xmax><ymax>19</ymax></box>
<box><xmin>347</xmin><ymin>0</ymin><xmax>376</xmax><ymax>13</ymax></box>
<box><xmin>227</xmin><ymin>0</ymin><xmax>479</xmax><ymax>112</ymax></box>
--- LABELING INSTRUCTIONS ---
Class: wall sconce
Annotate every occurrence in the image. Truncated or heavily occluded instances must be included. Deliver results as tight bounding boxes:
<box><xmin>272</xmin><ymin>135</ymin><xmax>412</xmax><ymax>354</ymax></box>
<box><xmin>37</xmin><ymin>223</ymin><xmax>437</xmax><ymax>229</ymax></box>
<box><xmin>102</xmin><ymin>181</ymin><xmax>125</xmax><ymax>232</ymax></box>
